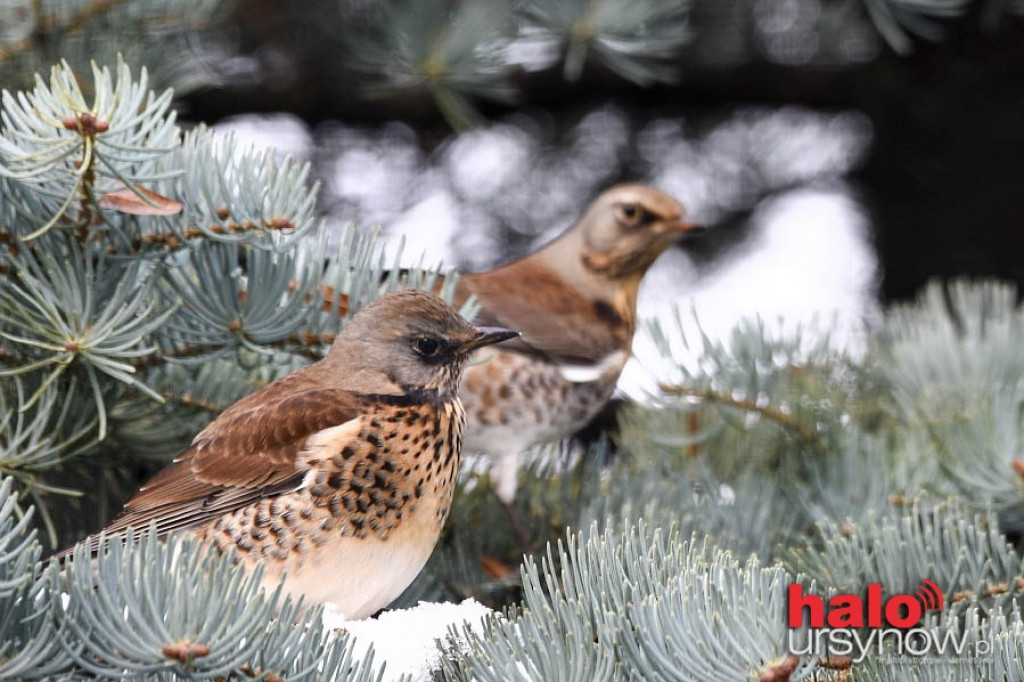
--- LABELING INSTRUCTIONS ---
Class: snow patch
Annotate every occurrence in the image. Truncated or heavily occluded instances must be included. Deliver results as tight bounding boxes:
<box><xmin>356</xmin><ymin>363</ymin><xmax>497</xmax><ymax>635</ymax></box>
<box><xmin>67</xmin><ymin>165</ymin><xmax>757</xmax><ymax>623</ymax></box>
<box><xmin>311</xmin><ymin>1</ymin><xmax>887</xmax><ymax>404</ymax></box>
<box><xmin>323</xmin><ymin>599</ymin><xmax>495</xmax><ymax>682</ymax></box>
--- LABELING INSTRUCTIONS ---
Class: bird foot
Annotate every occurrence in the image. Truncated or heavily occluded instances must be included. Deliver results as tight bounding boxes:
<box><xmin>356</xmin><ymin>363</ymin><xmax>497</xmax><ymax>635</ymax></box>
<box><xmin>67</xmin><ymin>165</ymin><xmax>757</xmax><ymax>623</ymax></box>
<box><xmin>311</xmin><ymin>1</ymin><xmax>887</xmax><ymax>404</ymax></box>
<box><xmin>501</xmin><ymin>499</ymin><xmax>537</xmax><ymax>556</ymax></box>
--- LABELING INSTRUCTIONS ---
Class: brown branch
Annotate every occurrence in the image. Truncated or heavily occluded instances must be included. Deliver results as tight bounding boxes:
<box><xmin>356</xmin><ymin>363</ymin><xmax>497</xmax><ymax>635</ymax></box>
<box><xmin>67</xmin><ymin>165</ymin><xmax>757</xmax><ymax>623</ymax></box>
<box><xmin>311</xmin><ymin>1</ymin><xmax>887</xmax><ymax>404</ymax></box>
<box><xmin>74</xmin><ymin>124</ymin><xmax>100</xmax><ymax>242</ymax></box>
<box><xmin>658</xmin><ymin>383</ymin><xmax>822</xmax><ymax>449</ymax></box>
<box><xmin>160</xmin><ymin>391</ymin><xmax>221</xmax><ymax>414</ymax></box>
<box><xmin>103</xmin><ymin>217</ymin><xmax>298</xmax><ymax>254</ymax></box>
<box><xmin>0</xmin><ymin>346</ymin><xmax>22</xmax><ymax>366</ymax></box>
<box><xmin>816</xmin><ymin>656</ymin><xmax>852</xmax><ymax>681</ymax></box>
<box><xmin>313</xmin><ymin>282</ymin><xmax>353</xmax><ymax>315</ymax></box>
<box><xmin>130</xmin><ymin>332</ymin><xmax>333</xmax><ymax>371</ymax></box>
<box><xmin>242</xmin><ymin>281</ymin><xmax>351</xmax><ymax>316</ymax></box>
<box><xmin>686</xmin><ymin>411</ymin><xmax>701</xmax><ymax>458</ymax></box>
<box><xmin>287</xmin><ymin>331</ymin><xmax>335</xmax><ymax>347</ymax></box>
<box><xmin>237</xmin><ymin>664</ymin><xmax>284</xmax><ymax>682</ymax></box>
<box><xmin>757</xmin><ymin>655</ymin><xmax>799</xmax><ymax>682</ymax></box>
<box><xmin>951</xmin><ymin>577</ymin><xmax>1024</xmax><ymax>605</ymax></box>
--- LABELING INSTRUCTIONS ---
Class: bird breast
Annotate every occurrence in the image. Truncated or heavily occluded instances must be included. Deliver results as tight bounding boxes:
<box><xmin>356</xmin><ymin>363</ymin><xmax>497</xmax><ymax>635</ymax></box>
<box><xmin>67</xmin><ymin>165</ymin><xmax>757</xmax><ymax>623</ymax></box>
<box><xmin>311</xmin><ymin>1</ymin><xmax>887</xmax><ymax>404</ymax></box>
<box><xmin>459</xmin><ymin>348</ymin><xmax>623</xmax><ymax>453</ymax></box>
<box><xmin>198</xmin><ymin>398</ymin><xmax>465</xmax><ymax>619</ymax></box>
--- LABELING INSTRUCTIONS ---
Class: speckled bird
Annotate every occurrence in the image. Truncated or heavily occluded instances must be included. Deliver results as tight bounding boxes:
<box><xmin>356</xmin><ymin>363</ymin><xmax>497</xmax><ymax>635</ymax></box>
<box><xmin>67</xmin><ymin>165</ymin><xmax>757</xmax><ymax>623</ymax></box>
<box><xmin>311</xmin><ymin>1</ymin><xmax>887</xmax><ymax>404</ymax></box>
<box><xmin>451</xmin><ymin>185</ymin><xmax>699</xmax><ymax>508</ymax></box>
<box><xmin>58</xmin><ymin>291</ymin><xmax>517</xmax><ymax>619</ymax></box>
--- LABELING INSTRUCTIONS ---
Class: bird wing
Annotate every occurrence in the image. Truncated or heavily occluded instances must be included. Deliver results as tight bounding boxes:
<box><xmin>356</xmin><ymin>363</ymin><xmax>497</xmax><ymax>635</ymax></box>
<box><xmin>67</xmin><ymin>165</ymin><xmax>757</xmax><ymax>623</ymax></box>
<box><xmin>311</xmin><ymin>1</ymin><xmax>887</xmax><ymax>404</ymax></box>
<box><xmin>458</xmin><ymin>263</ymin><xmax>631</xmax><ymax>366</ymax></box>
<box><xmin>59</xmin><ymin>382</ymin><xmax>366</xmax><ymax>557</ymax></box>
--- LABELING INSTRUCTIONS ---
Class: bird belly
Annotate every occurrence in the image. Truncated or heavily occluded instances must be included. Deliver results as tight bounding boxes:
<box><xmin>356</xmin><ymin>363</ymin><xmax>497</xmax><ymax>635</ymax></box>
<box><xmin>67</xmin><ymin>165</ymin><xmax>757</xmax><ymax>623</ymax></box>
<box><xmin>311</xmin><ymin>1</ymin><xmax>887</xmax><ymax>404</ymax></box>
<box><xmin>201</xmin><ymin>487</ymin><xmax>449</xmax><ymax>620</ymax></box>
<box><xmin>460</xmin><ymin>350</ymin><xmax>620</xmax><ymax>454</ymax></box>
<box><xmin>198</xmin><ymin>400</ymin><xmax>462</xmax><ymax>619</ymax></box>
<box><xmin>262</xmin><ymin>521</ymin><xmax>440</xmax><ymax>620</ymax></box>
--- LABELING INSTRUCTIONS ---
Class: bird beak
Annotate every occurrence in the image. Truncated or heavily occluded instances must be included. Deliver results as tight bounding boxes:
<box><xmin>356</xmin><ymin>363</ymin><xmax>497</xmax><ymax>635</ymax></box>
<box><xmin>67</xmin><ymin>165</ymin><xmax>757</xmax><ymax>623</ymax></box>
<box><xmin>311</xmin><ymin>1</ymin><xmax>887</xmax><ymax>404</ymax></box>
<box><xmin>670</xmin><ymin>218</ymin><xmax>705</xmax><ymax>236</ymax></box>
<box><xmin>461</xmin><ymin>326</ymin><xmax>519</xmax><ymax>352</ymax></box>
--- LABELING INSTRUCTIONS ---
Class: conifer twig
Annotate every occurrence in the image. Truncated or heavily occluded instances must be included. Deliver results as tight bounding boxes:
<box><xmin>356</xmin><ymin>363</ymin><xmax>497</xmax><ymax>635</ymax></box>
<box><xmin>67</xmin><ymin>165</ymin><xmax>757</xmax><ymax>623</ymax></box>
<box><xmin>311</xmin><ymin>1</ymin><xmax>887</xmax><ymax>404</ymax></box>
<box><xmin>756</xmin><ymin>655</ymin><xmax>798</xmax><ymax>682</ymax></box>
<box><xmin>657</xmin><ymin>383</ymin><xmax>823</xmax><ymax>450</ymax></box>
<box><xmin>131</xmin><ymin>332</ymin><xmax>333</xmax><ymax>370</ymax></box>
<box><xmin>949</xmin><ymin>577</ymin><xmax>1024</xmax><ymax>605</ymax></box>
<box><xmin>103</xmin><ymin>218</ymin><xmax>299</xmax><ymax>253</ymax></box>
<box><xmin>160</xmin><ymin>391</ymin><xmax>223</xmax><ymax>413</ymax></box>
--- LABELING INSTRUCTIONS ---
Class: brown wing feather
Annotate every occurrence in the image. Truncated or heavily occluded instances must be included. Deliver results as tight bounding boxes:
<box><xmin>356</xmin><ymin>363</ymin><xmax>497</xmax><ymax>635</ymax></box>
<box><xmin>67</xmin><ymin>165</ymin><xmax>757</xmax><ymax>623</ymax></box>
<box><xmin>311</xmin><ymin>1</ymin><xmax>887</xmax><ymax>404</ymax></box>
<box><xmin>59</xmin><ymin>378</ymin><xmax>367</xmax><ymax>557</ymax></box>
<box><xmin>458</xmin><ymin>263</ymin><xmax>632</xmax><ymax>364</ymax></box>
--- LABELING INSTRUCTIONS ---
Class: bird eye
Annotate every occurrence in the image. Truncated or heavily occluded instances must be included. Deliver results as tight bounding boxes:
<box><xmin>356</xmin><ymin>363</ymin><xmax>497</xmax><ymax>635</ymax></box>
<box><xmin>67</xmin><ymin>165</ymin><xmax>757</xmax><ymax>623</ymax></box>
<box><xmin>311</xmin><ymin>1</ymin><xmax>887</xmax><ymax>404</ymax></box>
<box><xmin>616</xmin><ymin>202</ymin><xmax>642</xmax><ymax>226</ymax></box>
<box><xmin>413</xmin><ymin>337</ymin><xmax>441</xmax><ymax>357</ymax></box>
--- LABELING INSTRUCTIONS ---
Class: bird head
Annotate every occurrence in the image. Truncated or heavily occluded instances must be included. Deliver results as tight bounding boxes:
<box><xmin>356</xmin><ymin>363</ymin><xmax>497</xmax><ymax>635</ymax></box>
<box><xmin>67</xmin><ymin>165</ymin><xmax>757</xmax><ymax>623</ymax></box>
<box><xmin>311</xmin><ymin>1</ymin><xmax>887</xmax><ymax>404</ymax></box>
<box><xmin>328</xmin><ymin>290</ymin><xmax>518</xmax><ymax>396</ymax></box>
<box><xmin>574</xmin><ymin>184</ymin><xmax>701</xmax><ymax>280</ymax></box>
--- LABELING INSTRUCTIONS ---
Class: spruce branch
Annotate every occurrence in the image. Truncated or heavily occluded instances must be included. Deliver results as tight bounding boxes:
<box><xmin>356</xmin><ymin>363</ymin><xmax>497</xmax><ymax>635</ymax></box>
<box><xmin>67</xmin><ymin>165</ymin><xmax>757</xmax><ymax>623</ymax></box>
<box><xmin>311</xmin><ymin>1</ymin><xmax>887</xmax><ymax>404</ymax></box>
<box><xmin>1</xmin><ymin>61</ymin><xmax>316</xmax><ymax>255</ymax></box>
<box><xmin>657</xmin><ymin>381</ymin><xmax>824</xmax><ymax>449</ymax></box>
<box><xmin>103</xmin><ymin>217</ymin><xmax>300</xmax><ymax>254</ymax></box>
<box><xmin>441</xmin><ymin>523</ymin><xmax>813</xmax><ymax>682</ymax></box>
<box><xmin>54</xmin><ymin>530</ymin><xmax>319</xmax><ymax>679</ymax></box>
<box><xmin>157</xmin><ymin>240</ymin><xmax>319</xmax><ymax>357</ymax></box>
<box><xmin>878</xmin><ymin>280</ymin><xmax>1024</xmax><ymax>520</ymax></box>
<box><xmin>525</xmin><ymin>0</ymin><xmax>693</xmax><ymax>85</ymax></box>
<box><xmin>1</xmin><ymin>478</ymin><xmax>391</xmax><ymax>679</ymax></box>
<box><xmin>862</xmin><ymin>0</ymin><xmax>969</xmax><ymax>54</ymax></box>
<box><xmin>128</xmin><ymin>331</ymin><xmax>332</xmax><ymax>372</ymax></box>
<box><xmin>0</xmin><ymin>235</ymin><xmax>174</xmax><ymax>438</ymax></box>
<box><xmin>346</xmin><ymin>0</ymin><xmax>519</xmax><ymax>130</ymax></box>
<box><xmin>0</xmin><ymin>57</ymin><xmax>179</xmax><ymax>241</ymax></box>
<box><xmin>786</xmin><ymin>501</ymin><xmax>1024</xmax><ymax>615</ymax></box>
<box><xmin>0</xmin><ymin>377</ymin><xmax>98</xmax><ymax>478</ymax></box>
<box><xmin>146</xmin><ymin>126</ymin><xmax>317</xmax><ymax>252</ymax></box>
<box><xmin>640</xmin><ymin>309</ymin><xmax>864</xmax><ymax>490</ymax></box>
<box><xmin>0</xmin><ymin>476</ymin><xmax>69</xmax><ymax>678</ymax></box>
<box><xmin>0</xmin><ymin>0</ymin><xmax>229</xmax><ymax>98</ymax></box>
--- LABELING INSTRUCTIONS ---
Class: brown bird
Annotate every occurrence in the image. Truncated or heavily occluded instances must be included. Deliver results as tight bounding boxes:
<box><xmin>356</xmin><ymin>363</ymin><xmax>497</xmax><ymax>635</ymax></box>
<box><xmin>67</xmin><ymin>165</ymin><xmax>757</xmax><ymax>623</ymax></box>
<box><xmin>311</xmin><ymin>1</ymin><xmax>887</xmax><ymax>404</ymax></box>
<box><xmin>58</xmin><ymin>290</ymin><xmax>517</xmax><ymax>619</ymax></box>
<box><xmin>315</xmin><ymin>184</ymin><xmax>699</xmax><ymax>545</ymax></box>
<box><xmin>452</xmin><ymin>185</ymin><xmax>699</xmax><ymax>514</ymax></box>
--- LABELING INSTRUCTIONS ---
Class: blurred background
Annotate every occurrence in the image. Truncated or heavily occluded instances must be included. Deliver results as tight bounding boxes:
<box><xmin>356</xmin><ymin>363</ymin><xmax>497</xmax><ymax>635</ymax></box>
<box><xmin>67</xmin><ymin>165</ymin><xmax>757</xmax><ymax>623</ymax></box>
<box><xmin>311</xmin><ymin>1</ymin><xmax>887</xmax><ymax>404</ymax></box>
<box><xmin>3</xmin><ymin>0</ymin><xmax>1022</xmax><ymax>383</ymax></box>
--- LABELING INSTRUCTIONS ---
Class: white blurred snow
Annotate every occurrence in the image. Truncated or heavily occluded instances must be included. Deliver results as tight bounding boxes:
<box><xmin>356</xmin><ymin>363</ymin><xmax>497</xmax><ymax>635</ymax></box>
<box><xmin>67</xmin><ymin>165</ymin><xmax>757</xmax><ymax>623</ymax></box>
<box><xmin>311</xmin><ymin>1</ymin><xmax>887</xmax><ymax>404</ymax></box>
<box><xmin>213</xmin><ymin>113</ymin><xmax>314</xmax><ymax>161</ymax></box>
<box><xmin>323</xmin><ymin>599</ymin><xmax>494</xmax><ymax>682</ymax></box>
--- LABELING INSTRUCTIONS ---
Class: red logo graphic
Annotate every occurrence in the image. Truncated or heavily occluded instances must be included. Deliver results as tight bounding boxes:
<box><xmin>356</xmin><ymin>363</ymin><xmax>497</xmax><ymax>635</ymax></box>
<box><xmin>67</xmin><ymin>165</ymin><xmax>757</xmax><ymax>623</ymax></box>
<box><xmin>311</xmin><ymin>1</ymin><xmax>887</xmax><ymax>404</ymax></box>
<box><xmin>915</xmin><ymin>579</ymin><xmax>944</xmax><ymax>612</ymax></box>
<box><xmin>788</xmin><ymin>580</ymin><xmax>944</xmax><ymax>630</ymax></box>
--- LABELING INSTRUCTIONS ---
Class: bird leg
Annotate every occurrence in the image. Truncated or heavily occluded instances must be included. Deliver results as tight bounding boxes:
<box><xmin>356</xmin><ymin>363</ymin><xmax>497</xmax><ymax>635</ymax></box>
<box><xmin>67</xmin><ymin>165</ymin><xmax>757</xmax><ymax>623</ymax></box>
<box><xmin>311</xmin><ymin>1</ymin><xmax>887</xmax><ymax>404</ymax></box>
<box><xmin>500</xmin><ymin>496</ymin><xmax>536</xmax><ymax>556</ymax></box>
<box><xmin>488</xmin><ymin>450</ymin><xmax>537</xmax><ymax>555</ymax></box>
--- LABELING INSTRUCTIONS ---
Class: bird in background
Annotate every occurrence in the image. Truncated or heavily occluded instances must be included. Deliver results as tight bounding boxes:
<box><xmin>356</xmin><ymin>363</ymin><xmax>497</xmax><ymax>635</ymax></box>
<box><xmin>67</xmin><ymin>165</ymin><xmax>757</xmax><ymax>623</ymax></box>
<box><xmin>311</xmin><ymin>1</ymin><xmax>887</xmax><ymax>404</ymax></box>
<box><xmin>56</xmin><ymin>291</ymin><xmax>517</xmax><ymax>619</ymax></box>
<box><xmin>320</xmin><ymin>184</ymin><xmax>701</xmax><ymax>547</ymax></box>
<box><xmin>452</xmin><ymin>185</ymin><xmax>699</xmax><ymax>520</ymax></box>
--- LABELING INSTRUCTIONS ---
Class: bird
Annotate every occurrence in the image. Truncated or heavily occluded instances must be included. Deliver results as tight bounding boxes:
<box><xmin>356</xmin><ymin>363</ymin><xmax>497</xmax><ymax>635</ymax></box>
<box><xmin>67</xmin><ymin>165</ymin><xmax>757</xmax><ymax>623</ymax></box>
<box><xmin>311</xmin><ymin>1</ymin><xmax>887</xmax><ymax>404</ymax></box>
<box><xmin>57</xmin><ymin>290</ymin><xmax>518</xmax><ymax>619</ymax></box>
<box><xmin>451</xmin><ymin>185</ymin><xmax>699</xmax><ymax>521</ymax></box>
<box><xmin>316</xmin><ymin>184</ymin><xmax>700</xmax><ymax>546</ymax></box>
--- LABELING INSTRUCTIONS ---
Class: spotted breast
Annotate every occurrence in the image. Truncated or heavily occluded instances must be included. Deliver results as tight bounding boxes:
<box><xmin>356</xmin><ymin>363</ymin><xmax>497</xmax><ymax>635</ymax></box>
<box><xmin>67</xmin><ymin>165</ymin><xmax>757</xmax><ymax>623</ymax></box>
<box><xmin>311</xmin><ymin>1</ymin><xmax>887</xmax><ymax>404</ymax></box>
<box><xmin>198</xmin><ymin>396</ymin><xmax>465</xmax><ymax>618</ymax></box>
